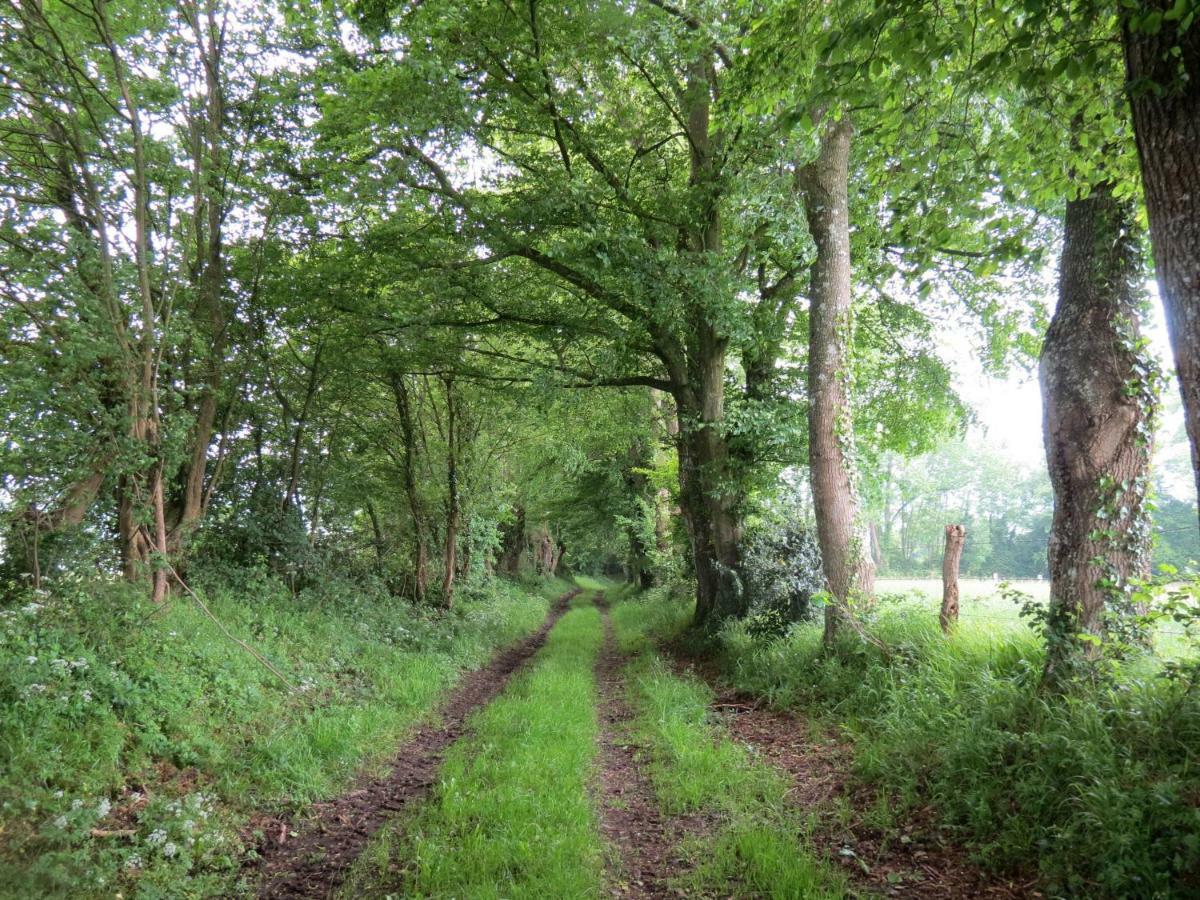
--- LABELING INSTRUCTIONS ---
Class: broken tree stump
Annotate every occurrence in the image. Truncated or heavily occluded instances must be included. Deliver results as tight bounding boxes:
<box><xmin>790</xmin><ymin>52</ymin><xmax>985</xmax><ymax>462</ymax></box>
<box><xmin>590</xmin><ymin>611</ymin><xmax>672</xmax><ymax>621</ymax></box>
<box><xmin>941</xmin><ymin>524</ymin><xmax>966</xmax><ymax>634</ymax></box>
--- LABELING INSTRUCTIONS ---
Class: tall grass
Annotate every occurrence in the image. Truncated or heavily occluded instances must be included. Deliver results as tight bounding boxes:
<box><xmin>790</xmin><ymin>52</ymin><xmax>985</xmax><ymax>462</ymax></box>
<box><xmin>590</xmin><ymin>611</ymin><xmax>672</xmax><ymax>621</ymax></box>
<box><xmin>699</xmin><ymin>593</ymin><xmax>1200</xmax><ymax>898</ymax></box>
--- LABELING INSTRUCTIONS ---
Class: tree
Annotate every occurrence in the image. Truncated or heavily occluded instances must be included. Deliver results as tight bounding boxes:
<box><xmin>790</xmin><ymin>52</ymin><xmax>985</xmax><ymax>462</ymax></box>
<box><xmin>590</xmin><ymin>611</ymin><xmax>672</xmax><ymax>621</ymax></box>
<box><xmin>1040</xmin><ymin>181</ymin><xmax>1157</xmax><ymax>685</ymax></box>
<box><xmin>1122</xmin><ymin>3</ymin><xmax>1200</xmax><ymax>529</ymax></box>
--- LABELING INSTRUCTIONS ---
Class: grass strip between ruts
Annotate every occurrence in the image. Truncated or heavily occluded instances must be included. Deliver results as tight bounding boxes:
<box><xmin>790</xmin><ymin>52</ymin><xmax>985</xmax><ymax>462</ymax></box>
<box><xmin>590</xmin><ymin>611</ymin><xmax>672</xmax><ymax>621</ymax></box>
<box><xmin>609</xmin><ymin>595</ymin><xmax>849</xmax><ymax>899</ymax></box>
<box><xmin>338</xmin><ymin>592</ymin><xmax>605</xmax><ymax>899</ymax></box>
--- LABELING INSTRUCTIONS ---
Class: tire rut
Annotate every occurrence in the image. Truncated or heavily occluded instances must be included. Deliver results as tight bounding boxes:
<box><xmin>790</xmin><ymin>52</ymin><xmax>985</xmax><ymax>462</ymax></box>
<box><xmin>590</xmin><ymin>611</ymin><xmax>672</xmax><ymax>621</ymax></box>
<box><xmin>593</xmin><ymin>592</ymin><xmax>712</xmax><ymax>899</ymax></box>
<box><xmin>252</xmin><ymin>588</ymin><xmax>579</xmax><ymax>900</ymax></box>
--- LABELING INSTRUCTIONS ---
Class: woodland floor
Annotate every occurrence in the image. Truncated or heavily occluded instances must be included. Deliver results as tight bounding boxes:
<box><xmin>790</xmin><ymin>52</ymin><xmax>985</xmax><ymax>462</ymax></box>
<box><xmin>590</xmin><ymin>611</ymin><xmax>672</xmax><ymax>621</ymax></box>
<box><xmin>246</xmin><ymin>584</ymin><xmax>1037</xmax><ymax>899</ymax></box>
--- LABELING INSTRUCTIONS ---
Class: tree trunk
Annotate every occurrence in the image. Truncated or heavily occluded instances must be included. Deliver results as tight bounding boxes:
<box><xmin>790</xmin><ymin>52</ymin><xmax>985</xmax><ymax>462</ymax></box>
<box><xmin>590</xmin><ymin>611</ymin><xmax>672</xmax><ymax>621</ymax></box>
<box><xmin>676</xmin><ymin>374</ymin><xmax>746</xmax><ymax>626</ymax></box>
<box><xmin>390</xmin><ymin>372</ymin><xmax>429</xmax><ymax>603</ymax></box>
<box><xmin>940</xmin><ymin>524</ymin><xmax>966</xmax><ymax>634</ymax></box>
<box><xmin>367</xmin><ymin>500</ymin><xmax>386</xmax><ymax>576</ymax></box>
<box><xmin>1123</xmin><ymin>9</ymin><xmax>1200</xmax><ymax>530</ymax></box>
<box><xmin>1040</xmin><ymin>183</ymin><xmax>1155</xmax><ymax>686</ymax></box>
<box><xmin>441</xmin><ymin>375</ymin><xmax>459</xmax><ymax>609</ymax></box>
<box><xmin>799</xmin><ymin>114</ymin><xmax>875</xmax><ymax>648</ymax></box>
<box><xmin>499</xmin><ymin>505</ymin><xmax>525</xmax><ymax>575</ymax></box>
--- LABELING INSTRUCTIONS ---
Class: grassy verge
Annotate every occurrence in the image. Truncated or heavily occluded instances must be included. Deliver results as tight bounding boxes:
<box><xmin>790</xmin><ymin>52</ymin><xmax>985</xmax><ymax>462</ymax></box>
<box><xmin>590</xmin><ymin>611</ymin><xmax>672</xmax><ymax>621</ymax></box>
<box><xmin>623</xmin><ymin>585</ymin><xmax>1200</xmax><ymax>898</ymax></box>
<box><xmin>608</xmin><ymin>596</ymin><xmax>848</xmax><ymax>899</ymax></box>
<box><xmin>338</xmin><ymin>593</ymin><xmax>604</xmax><ymax>899</ymax></box>
<box><xmin>0</xmin><ymin>570</ymin><xmax>564</xmax><ymax>898</ymax></box>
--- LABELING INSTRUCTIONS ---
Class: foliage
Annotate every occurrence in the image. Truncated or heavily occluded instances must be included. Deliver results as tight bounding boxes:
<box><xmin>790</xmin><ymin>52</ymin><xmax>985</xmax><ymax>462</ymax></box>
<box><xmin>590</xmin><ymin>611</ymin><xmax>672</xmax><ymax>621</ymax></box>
<box><xmin>740</xmin><ymin>489</ymin><xmax>825</xmax><ymax>633</ymax></box>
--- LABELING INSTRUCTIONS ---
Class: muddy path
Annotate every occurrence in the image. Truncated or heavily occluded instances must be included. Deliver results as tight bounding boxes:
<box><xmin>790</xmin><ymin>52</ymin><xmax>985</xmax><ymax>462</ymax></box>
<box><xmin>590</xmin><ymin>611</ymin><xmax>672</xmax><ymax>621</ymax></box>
<box><xmin>668</xmin><ymin>652</ymin><xmax>1040</xmax><ymax>899</ymax></box>
<box><xmin>592</xmin><ymin>593</ymin><xmax>711</xmax><ymax>899</ymax></box>
<box><xmin>252</xmin><ymin>588</ymin><xmax>578</xmax><ymax>899</ymax></box>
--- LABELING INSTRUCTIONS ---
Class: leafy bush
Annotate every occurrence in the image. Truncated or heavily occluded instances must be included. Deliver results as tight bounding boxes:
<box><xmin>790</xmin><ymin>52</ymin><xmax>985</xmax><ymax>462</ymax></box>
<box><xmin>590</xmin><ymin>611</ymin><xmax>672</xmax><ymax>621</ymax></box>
<box><xmin>740</xmin><ymin>515</ymin><xmax>824</xmax><ymax>633</ymax></box>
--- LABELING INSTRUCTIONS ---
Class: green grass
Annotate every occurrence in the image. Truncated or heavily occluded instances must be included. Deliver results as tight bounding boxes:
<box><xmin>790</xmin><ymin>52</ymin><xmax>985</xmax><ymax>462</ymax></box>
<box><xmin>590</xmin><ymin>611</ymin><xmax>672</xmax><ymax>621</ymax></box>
<box><xmin>608</xmin><ymin>596</ymin><xmax>849</xmax><ymax>899</ymax></box>
<box><xmin>338</xmin><ymin>593</ymin><xmax>605</xmax><ymax>899</ymax></box>
<box><xmin>875</xmin><ymin>577</ymin><xmax>1194</xmax><ymax>657</ymax></box>
<box><xmin>0</xmin><ymin>570</ymin><xmax>563</xmax><ymax>898</ymax></box>
<box><xmin>625</xmin><ymin>585</ymin><xmax>1200</xmax><ymax>899</ymax></box>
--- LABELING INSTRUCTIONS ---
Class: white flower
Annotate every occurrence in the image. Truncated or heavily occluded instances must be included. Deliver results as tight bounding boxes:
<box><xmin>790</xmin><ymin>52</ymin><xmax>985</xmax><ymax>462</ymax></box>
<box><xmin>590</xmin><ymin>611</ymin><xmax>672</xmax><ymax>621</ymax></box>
<box><xmin>81</xmin><ymin>690</ymin><xmax>93</xmax><ymax>702</ymax></box>
<box><xmin>162</xmin><ymin>841</ymin><xmax>178</xmax><ymax>858</ymax></box>
<box><xmin>125</xmin><ymin>855</ymin><xmax>143</xmax><ymax>870</ymax></box>
<box><xmin>168</xmin><ymin>631</ymin><xmax>178</xmax><ymax>637</ymax></box>
<box><xmin>71</xmin><ymin>799</ymin><xmax>82</xmax><ymax>810</ymax></box>
<box><xmin>182</xmin><ymin>819</ymin><xmax>195</xmax><ymax>832</ymax></box>
<box><xmin>53</xmin><ymin>815</ymin><xmax>67</xmax><ymax>829</ymax></box>
<box><xmin>50</xmin><ymin>658</ymin><xmax>68</xmax><ymax>671</ymax></box>
<box><xmin>26</xmin><ymin>683</ymin><xmax>46</xmax><ymax>695</ymax></box>
<box><xmin>25</xmin><ymin>656</ymin><xmax>37</xmax><ymax>664</ymax></box>
<box><xmin>96</xmin><ymin>798</ymin><xmax>111</xmax><ymax>818</ymax></box>
<box><xmin>147</xmin><ymin>828</ymin><xmax>167</xmax><ymax>846</ymax></box>
<box><xmin>53</xmin><ymin>790</ymin><xmax>64</xmax><ymax>799</ymax></box>
<box><xmin>21</xmin><ymin>602</ymin><xmax>42</xmax><ymax>615</ymax></box>
<box><xmin>71</xmin><ymin>658</ymin><xmax>88</xmax><ymax>670</ymax></box>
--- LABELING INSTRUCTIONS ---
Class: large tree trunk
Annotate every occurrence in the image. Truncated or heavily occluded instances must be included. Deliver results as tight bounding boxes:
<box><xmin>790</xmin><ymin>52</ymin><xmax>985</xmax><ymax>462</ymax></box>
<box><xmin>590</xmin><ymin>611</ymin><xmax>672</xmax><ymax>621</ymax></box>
<box><xmin>1040</xmin><ymin>184</ymin><xmax>1155</xmax><ymax>687</ymax></box>
<box><xmin>1124</xmin><ymin>8</ymin><xmax>1200</xmax><ymax>529</ymax></box>
<box><xmin>799</xmin><ymin>114</ymin><xmax>875</xmax><ymax>647</ymax></box>
<box><xmin>676</xmin><ymin>364</ymin><xmax>746</xmax><ymax>626</ymax></box>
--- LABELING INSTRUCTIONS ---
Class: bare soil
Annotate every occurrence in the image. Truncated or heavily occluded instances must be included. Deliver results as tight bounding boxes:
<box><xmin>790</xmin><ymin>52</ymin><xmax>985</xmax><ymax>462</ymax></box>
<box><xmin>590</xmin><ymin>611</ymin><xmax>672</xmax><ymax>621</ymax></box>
<box><xmin>592</xmin><ymin>593</ymin><xmax>713</xmax><ymax>898</ymax></box>
<box><xmin>250</xmin><ymin>589</ymin><xmax>577</xmax><ymax>899</ymax></box>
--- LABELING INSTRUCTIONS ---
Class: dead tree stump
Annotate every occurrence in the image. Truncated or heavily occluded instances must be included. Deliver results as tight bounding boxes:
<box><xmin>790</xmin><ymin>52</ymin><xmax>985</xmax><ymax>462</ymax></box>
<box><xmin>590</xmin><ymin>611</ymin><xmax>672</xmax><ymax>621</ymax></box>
<box><xmin>941</xmin><ymin>524</ymin><xmax>966</xmax><ymax>634</ymax></box>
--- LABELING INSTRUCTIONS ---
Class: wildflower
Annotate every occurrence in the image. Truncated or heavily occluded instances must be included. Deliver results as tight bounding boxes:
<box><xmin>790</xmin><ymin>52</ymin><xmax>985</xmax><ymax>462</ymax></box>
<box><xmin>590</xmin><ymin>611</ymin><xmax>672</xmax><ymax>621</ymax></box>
<box><xmin>25</xmin><ymin>683</ymin><xmax>46</xmax><ymax>695</ymax></box>
<box><xmin>50</xmin><ymin>658</ymin><xmax>69</xmax><ymax>671</ymax></box>
<box><xmin>21</xmin><ymin>602</ymin><xmax>42</xmax><ymax>615</ymax></box>
<box><xmin>25</xmin><ymin>655</ymin><xmax>37</xmax><ymax>664</ymax></box>
<box><xmin>81</xmin><ymin>690</ymin><xmax>93</xmax><ymax>702</ymax></box>
<box><xmin>96</xmin><ymin>798</ymin><xmax>111</xmax><ymax>818</ymax></box>
<box><xmin>162</xmin><ymin>841</ymin><xmax>178</xmax><ymax>858</ymax></box>
<box><xmin>53</xmin><ymin>790</ymin><xmax>63</xmax><ymax>798</ymax></box>
<box><xmin>53</xmin><ymin>815</ymin><xmax>67</xmax><ymax>829</ymax></box>
<box><xmin>125</xmin><ymin>855</ymin><xmax>142</xmax><ymax>870</ymax></box>
<box><xmin>147</xmin><ymin>828</ymin><xmax>167</xmax><ymax>846</ymax></box>
<box><xmin>71</xmin><ymin>799</ymin><xmax>82</xmax><ymax>810</ymax></box>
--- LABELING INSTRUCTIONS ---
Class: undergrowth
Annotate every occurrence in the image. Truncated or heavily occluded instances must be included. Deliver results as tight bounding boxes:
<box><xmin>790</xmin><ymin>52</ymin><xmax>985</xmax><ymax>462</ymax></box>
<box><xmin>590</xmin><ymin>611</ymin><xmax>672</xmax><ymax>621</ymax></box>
<box><xmin>623</xmin><ymin>585</ymin><xmax>1200</xmax><ymax>898</ymax></box>
<box><xmin>0</xmin><ymin>569</ymin><xmax>562</xmax><ymax>898</ymax></box>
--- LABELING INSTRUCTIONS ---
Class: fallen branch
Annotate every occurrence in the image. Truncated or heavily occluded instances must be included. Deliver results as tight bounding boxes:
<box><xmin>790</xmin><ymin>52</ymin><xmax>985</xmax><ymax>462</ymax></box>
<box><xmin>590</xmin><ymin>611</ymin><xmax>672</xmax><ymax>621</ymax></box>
<box><xmin>165</xmin><ymin>563</ymin><xmax>297</xmax><ymax>691</ymax></box>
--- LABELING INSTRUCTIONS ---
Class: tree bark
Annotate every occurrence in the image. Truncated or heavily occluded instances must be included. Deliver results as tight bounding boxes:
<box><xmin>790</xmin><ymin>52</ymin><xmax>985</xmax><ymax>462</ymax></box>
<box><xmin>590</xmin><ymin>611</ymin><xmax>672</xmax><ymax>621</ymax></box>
<box><xmin>1123</xmin><ymin>9</ymin><xmax>1200</xmax><ymax>531</ymax></box>
<box><xmin>440</xmin><ymin>375</ymin><xmax>459</xmax><ymax>608</ymax></box>
<box><xmin>940</xmin><ymin>524</ymin><xmax>966</xmax><ymax>634</ymax></box>
<box><xmin>799</xmin><ymin>114</ymin><xmax>875</xmax><ymax>648</ymax></box>
<box><xmin>1040</xmin><ymin>183</ymin><xmax>1155</xmax><ymax>686</ymax></box>
<box><xmin>390</xmin><ymin>372</ymin><xmax>430</xmax><ymax>603</ymax></box>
